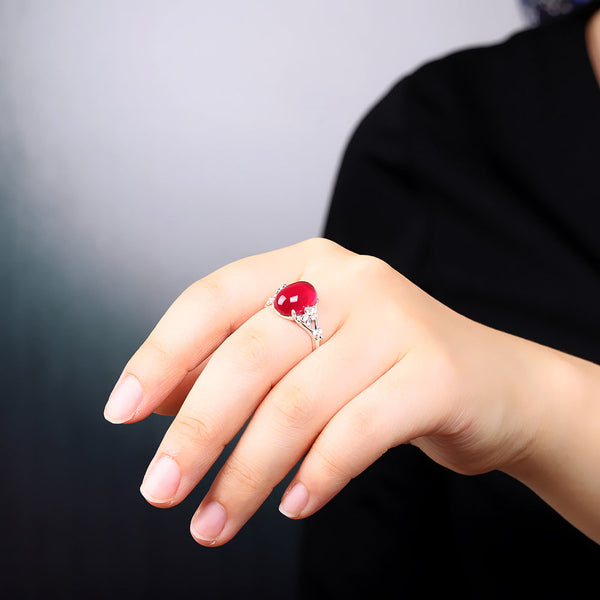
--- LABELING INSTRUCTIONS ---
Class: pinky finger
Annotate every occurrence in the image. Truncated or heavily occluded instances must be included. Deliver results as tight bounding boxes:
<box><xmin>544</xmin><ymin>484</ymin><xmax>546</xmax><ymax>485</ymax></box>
<box><xmin>278</xmin><ymin>350</ymin><xmax>449</xmax><ymax>519</ymax></box>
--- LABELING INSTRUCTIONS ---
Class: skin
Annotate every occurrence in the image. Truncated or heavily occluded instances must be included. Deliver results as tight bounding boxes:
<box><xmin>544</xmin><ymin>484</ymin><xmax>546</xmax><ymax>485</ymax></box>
<box><xmin>105</xmin><ymin>238</ymin><xmax>600</xmax><ymax>547</ymax></box>
<box><xmin>586</xmin><ymin>6</ymin><xmax>600</xmax><ymax>79</ymax></box>
<box><xmin>105</xmin><ymin>9</ymin><xmax>600</xmax><ymax>547</ymax></box>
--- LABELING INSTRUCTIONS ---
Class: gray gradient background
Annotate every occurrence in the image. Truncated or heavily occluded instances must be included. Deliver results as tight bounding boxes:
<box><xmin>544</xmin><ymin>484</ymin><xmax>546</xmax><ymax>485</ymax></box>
<box><xmin>1</xmin><ymin>2</ymin><xmax>525</xmax><ymax>598</ymax></box>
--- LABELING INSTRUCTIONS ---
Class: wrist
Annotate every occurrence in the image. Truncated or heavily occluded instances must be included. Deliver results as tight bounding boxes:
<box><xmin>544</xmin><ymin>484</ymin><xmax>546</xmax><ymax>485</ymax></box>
<box><xmin>503</xmin><ymin>337</ymin><xmax>586</xmax><ymax>477</ymax></box>
<box><xmin>502</xmin><ymin>338</ymin><xmax>600</xmax><ymax>542</ymax></box>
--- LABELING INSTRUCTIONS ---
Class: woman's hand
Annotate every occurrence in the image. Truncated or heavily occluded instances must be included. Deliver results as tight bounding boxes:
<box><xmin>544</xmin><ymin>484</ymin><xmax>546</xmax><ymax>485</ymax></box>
<box><xmin>103</xmin><ymin>237</ymin><xmax>589</xmax><ymax>546</ymax></box>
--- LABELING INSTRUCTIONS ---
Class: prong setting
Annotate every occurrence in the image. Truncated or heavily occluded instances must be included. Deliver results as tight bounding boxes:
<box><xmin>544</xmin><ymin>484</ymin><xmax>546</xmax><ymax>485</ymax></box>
<box><xmin>266</xmin><ymin>282</ymin><xmax>322</xmax><ymax>350</ymax></box>
<box><xmin>265</xmin><ymin>283</ymin><xmax>288</xmax><ymax>308</ymax></box>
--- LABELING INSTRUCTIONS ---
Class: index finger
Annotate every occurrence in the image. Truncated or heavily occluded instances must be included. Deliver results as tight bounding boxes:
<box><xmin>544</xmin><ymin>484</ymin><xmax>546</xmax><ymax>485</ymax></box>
<box><xmin>103</xmin><ymin>238</ymin><xmax>344</xmax><ymax>424</ymax></box>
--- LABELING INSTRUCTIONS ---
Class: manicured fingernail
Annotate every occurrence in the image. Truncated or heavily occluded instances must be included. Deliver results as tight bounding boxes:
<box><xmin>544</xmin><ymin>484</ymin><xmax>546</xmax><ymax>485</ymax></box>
<box><xmin>104</xmin><ymin>374</ymin><xmax>143</xmax><ymax>423</ymax></box>
<box><xmin>140</xmin><ymin>456</ymin><xmax>181</xmax><ymax>503</ymax></box>
<box><xmin>191</xmin><ymin>502</ymin><xmax>227</xmax><ymax>544</ymax></box>
<box><xmin>279</xmin><ymin>482</ymin><xmax>309</xmax><ymax>518</ymax></box>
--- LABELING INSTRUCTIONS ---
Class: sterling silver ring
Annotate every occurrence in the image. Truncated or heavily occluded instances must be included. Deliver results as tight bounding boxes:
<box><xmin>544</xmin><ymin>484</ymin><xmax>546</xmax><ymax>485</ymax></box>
<box><xmin>265</xmin><ymin>281</ymin><xmax>323</xmax><ymax>350</ymax></box>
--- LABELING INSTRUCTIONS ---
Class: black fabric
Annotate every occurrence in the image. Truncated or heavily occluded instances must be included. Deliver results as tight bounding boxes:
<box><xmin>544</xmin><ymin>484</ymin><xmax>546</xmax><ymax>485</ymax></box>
<box><xmin>300</xmin><ymin>5</ymin><xmax>600</xmax><ymax>598</ymax></box>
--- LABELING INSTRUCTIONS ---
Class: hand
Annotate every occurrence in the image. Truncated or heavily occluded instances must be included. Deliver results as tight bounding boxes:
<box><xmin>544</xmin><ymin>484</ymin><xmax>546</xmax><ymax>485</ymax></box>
<box><xmin>103</xmin><ymin>237</ymin><xmax>558</xmax><ymax>546</ymax></box>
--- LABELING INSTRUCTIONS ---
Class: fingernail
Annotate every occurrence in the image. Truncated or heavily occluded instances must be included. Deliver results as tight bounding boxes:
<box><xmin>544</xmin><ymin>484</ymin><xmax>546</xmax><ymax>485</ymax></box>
<box><xmin>279</xmin><ymin>482</ymin><xmax>309</xmax><ymax>518</ymax></box>
<box><xmin>191</xmin><ymin>501</ymin><xmax>227</xmax><ymax>544</ymax></box>
<box><xmin>140</xmin><ymin>455</ymin><xmax>181</xmax><ymax>503</ymax></box>
<box><xmin>104</xmin><ymin>374</ymin><xmax>143</xmax><ymax>424</ymax></box>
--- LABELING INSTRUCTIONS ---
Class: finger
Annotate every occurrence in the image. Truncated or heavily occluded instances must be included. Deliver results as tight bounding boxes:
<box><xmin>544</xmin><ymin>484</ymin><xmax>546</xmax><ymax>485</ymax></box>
<box><xmin>139</xmin><ymin>286</ymin><xmax>343</xmax><ymax>508</ymax></box>
<box><xmin>188</xmin><ymin>311</ymin><xmax>402</xmax><ymax>546</ymax></box>
<box><xmin>103</xmin><ymin>238</ymin><xmax>347</xmax><ymax>424</ymax></box>
<box><xmin>153</xmin><ymin>353</ymin><xmax>211</xmax><ymax>417</ymax></box>
<box><xmin>278</xmin><ymin>349</ymin><xmax>454</xmax><ymax>519</ymax></box>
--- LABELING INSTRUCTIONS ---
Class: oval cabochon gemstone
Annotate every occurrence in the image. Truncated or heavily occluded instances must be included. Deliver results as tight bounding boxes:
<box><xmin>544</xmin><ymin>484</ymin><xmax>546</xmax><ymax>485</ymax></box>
<box><xmin>274</xmin><ymin>281</ymin><xmax>318</xmax><ymax>317</ymax></box>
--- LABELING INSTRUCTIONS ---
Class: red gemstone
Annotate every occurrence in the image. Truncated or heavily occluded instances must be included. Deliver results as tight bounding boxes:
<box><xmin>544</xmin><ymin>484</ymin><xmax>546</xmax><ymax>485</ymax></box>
<box><xmin>274</xmin><ymin>281</ymin><xmax>317</xmax><ymax>317</ymax></box>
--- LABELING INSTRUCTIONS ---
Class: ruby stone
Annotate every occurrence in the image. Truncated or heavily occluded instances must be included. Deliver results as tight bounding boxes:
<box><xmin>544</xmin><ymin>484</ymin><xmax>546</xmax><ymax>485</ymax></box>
<box><xmin>274</xmin><ymin>281</ymin><xmax>317</xmax><ymax>317</ymax></box>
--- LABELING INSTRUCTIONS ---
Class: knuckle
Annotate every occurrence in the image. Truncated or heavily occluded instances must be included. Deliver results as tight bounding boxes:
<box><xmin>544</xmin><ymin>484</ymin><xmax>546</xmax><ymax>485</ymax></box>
<box><xmin>140</xmin><ymin>336</ymin><xmax>172</xmax><ymax>363</ymax></box>
<box><xmin>346</xmin><ymin>406</ymin><xmax>377</xmax><ymax>441</ymax></box>
<box><xmin>304</xmin><ymin>236</ymin><xmax>335</xmax><ymax>251</ymax></box>
<box><xmin>236</xmin><ymin>328</ymin><xmax>268</xmax><ymax>369</ymax></box>
<box><xmin>133</xmin><ymin>335</ymin><xmax>182</xmax><ymax>378</ymax></box>
<box><xmin>220</xmin><ymin>454</ymin><xmax>263</xmax><ymax>493</ymax></box>
<box><xmin>187</xmin><ymin>272</ymin><xmax>227</xmax><ymax>311</ymax></box>
<box><xmin>299</xmin><ymin>236</ymin><xmax>344</xmax><ymax>260</ymax></box>
<box><xmin>350</xmin><ymin>254</ymin><xmax>393</xmax><ymax>282</ymax></box>
<box><xmin>174</xmin><ymin>410</ymin><xmax>218</xmax><ymax>447</ymax></box>
<box><xmin>313</xmin><ymin>444</ymin><xmax>350</xmax><ymax>484</ymax></box>
<box><xmin>271</xmin><ymin>384</ymin><xmax>314</xmax><ymax>428</ymax></box>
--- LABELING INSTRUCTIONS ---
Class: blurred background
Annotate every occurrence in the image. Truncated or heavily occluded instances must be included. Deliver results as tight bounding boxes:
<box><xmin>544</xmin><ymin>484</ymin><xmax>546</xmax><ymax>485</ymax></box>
<box><xmin>1</xmin><ymin>2</ymin><xmax>525</xmax><ymax>598</ymax></box>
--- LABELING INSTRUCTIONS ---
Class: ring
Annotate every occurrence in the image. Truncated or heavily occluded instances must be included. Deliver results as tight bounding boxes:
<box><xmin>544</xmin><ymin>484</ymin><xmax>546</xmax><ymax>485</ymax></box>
<box><xmin>265</xmin><ymin>281</ymin><xmax>323</xmax><ymax>350</ymax></box>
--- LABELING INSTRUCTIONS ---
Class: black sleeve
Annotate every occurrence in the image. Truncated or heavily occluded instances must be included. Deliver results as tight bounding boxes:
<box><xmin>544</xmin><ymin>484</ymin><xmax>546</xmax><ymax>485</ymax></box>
<box><xmin>302</xmin><ymin>6</ymin><xmax>600</xmax><ymax>599</ymax></box>
<box><xmin>324</xmin><ymin>74</ymin><xmax>432</xmax><ymax>282</ymax></box>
